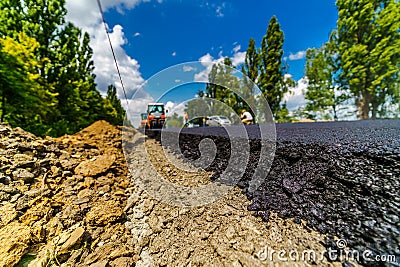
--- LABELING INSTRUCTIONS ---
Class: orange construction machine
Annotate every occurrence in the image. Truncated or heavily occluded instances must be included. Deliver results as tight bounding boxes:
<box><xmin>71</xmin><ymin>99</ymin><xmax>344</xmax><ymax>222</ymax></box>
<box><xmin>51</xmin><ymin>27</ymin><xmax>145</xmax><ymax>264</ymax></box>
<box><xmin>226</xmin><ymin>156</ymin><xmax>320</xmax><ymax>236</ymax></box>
<box><xmin>146</xmin><ymin>103</ymin><xmax>166</xmax><ymax>129</ymax></box>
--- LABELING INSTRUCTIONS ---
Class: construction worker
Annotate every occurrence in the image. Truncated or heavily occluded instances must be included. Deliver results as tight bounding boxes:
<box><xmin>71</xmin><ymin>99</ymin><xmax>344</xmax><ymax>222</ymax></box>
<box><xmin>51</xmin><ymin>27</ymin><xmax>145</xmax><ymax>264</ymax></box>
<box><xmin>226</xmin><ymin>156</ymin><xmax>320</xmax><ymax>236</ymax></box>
<box><xmin>184</xmin><ymin>112</ymin><xmax>189</xmax><ymax>124</ymax></box>
<box><xmin>241</xmin><ymin>109</ymin><xmax>253</xmax><ymax>125</ymax></box>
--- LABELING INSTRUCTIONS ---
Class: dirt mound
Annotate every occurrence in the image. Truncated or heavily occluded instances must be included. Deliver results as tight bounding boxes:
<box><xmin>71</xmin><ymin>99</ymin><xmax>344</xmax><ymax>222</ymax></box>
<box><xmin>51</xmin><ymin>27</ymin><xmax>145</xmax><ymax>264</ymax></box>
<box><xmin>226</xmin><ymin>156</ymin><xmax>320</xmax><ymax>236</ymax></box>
<box><xmin>0</xmin><ymin>121</ymin><xmax>135</xmax><ymax>266</ymax></box>
<box><xmin>74</xmin><ymin>120</ymin><xmax>122</xmax><ymax>138</ymax></box>
<box><xmin>58</xmin><ymin>120</ymin><xmax>126</xmax><ymax>154</ymax></box>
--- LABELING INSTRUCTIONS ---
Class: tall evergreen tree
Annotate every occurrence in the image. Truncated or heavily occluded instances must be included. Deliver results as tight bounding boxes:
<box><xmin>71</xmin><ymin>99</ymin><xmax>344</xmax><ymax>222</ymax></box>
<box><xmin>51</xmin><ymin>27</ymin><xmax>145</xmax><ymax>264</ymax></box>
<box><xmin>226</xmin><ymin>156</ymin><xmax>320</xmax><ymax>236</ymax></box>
<box><xmin>241</xmin><ymin>18</ymin><xmax>296</xmax><ymax>122</ymax></box>
<box><xmin>242</xmin><ymin>38</ymin><xmax>259</xmax><ymax>86</ymax></box>
<box><xmin>336</xmin><ymin>0</ymin><xmax>400</xmax><ymax>119</ymax></box>
<box><xmin>258</xmin><ymin>16</ymin><xmax>288</xmax><ymax>120</ymax></box>
<box><xmin>78</xmin><ymin>32</ymin><xmax>106</xmax><ymax>126</ymax></box>
<box><xmin>241</xmin><ymin>38</ymin><xmax>259</xmax><ymax>117</ymax></box>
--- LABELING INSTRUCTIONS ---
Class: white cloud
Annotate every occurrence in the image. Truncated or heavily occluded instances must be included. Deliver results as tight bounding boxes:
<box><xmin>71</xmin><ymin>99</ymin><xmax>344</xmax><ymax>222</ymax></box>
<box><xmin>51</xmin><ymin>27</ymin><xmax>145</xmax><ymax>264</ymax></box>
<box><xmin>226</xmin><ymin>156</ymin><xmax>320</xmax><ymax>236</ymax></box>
<box><xmin>90</xmin><ymin>23</ymin><xmax>145</xmax><ymax>98</ymax></box>
<box><xmin>65</xmin><ymin>0</ymin><xmax>101</xmax><ymax>30</ymax></box>
<box><xmin>134</xmin><ymin>32</ymin><xmax>141</xmax><ymax>37</ymax></box>
<box><xmin>65</xmin><ymin>0</ymin><xmax>146</xmax><ymax>99</ymax></box>
<box><xmin>182</xmin><ymin>65</ymin><xmax>196</xmax><ymax>72</ymax></box>
<box><xmin>283</xmin><ymin>77</ymin><xmax>308</xmax><ymax>111</ymax></box>
<box><xmin>232</xmin><ymin>44</ymin><xmax>241</xmax><ymax>53</ymax></box>
<box><xmin>200</xmin><ymin>2</ymin><xmax>227</xmax><ymax>18</ymax></box>
<box><xmin>216</xmin><ymin>5</ymin><xmax>224</xmax><ymax>17</ymax></box>
<box><xmin>165</xmin><ymin>101</ymin><xmax>186</xmax><ymax>117</ymax></box>
<box><xmin>201</xmin><ymin>53</ymin><xmax>215</xmax><ymax>64</ymax></box>
<box><xmin>284</xmin><ymin>73</ymin><xmax>293</xmax><ymax>80</ymax></box>
<box><xmin>194</xmin><ymin>49</ymin><xmax>246</xmax><ymax>82</ymax></box>
<box><xmin>195</xmin><ymin>53</ymin><xmax>224</xmax><ymax>81</ymax></box>
<box><xmin>172</xmin><ymin>51</ymin><xmax>177</xmax><ymax>56</ymax></box>
<box><xmin>199</xmin><ymin>53</ymin><xmax>215</xmax><ymax>65</ymax></box>
<box><xmin>231</xmin><ymin>51</ymin><xmax>246</xmax><ymax>67</ymax></box>
<box><xmin>215</xmin><ymin>2</ymin><xmax>227</xmax><ymax>17</ymax></box>
<box><xmin>288</xmin><ymin>50</ymin><xmax>306</xmax><ymax>61</ymax></box>
<box><xmin>65</xmin><ymin>0</ymin><xmax>149</xmax><ymax>30</ymax></box>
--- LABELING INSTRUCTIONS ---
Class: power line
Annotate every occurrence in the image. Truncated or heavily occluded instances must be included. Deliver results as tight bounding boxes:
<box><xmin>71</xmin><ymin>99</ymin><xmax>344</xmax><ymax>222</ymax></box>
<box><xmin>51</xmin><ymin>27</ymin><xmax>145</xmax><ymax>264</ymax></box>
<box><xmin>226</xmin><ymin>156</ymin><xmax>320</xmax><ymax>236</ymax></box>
<box><xmin>96</xmin><ymin>0</ymin><xmax>129</xmax><ymax>108</ymax></box>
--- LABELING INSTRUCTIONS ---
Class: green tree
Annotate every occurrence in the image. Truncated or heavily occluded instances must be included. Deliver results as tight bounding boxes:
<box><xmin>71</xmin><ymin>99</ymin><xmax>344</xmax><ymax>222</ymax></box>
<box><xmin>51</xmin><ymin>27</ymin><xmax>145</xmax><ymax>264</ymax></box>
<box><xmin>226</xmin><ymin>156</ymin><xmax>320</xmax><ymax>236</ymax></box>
<box><xmin>103</xmin><ymin>85</ymin><xmax>125</xmax><ymax>126</ymax></box>
<box><xmin>275</xmin><ymin>102</ymin><xmax>292</xmax><ymax>123</ymax></box>
<box><xmin>0</xmin><ymin>41</ymin><xmax>27</xmax><ymax>123</ymax></box>
<box><xmin>292</xmin><ymin>106</ymin><xmax>316</xmax><ymax>121</ymax></box>
<box><xmin>258</xmin><ymin>16</ymin><xmax>288</xmax><ymax>120</ymax></box>
<box><xmin>165</xmin><ymin>112</ymin><xmax>183</xmax><ymax>128</ymax></box>
<box><xmin>51</xmin><ymin>23</ymin><xmax>106</xmax><ymax>135</ymax></box>
<box><xmin>241</xmin><ymin>38</ymin><xmax>259</xmax><ymax>119</ymax></box>
<box><xmin>23</xmin><ymin>0</ymin><xmax>67</xmax><ymax>78</ymax></box>
<box><xmin>0</xmin><ymin>0</ymin><xmax>109</xmax><ymax>135</ymax></box>
<box><xmin>0</xmin><ymin>0</ymin><xmax>24</xmax><ymax>38</ymax></box>
<box><xmin>336</xmin><ymin>0</ymin><xmax>400</xmax><ymax>119</ymax></box>
<box><xmin>241</xmin><ymin>16</ymin><xmax>294</xmax><ymax>122</ymax></box>
<box><xmin>242</xmin><ymin>39</ymin><xmax>259</xmax><ymax>83</ymax></box>
<box><xmin>205</xmin><ymin>58</ymin><xmax>243</xmax><ymax>116</ymax></box>
<box><xmin>77</xmin><ymin>32</ymin><xmax>105</xmax><ymax>124</ymax></box>
<box><xmin>304</xmin><ymin>33</ymin><xmax>350</xmax><ymax>121</ymax></box>
<box><xmin>305</xmin><ymin>47</ymin><xmax>335</xmax><ymax>119</ymax></box>
<box><xmin>0</xmin><ymin>33</ymin><xmax>57</xmax><ymax>134</ymax></box>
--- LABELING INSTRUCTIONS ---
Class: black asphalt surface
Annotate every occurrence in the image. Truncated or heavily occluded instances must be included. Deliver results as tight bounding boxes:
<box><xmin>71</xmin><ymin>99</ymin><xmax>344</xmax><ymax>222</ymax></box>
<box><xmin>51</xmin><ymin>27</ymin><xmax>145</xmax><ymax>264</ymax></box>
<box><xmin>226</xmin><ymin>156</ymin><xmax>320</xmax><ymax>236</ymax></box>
<box><xmin>153</xmin><ymin>119</ymin><xmax>400</xmax><ymax>266</ymax></box>
<box><xmin>181</xmin><ymin>119</ymin><xmax>399</xmax><ymax>150</ymax></box>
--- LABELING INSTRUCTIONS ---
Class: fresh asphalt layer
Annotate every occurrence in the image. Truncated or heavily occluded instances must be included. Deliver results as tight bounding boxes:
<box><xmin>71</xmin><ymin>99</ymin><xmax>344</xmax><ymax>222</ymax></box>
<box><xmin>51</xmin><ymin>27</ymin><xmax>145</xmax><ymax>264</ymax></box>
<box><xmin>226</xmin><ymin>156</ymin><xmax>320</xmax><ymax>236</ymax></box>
<box><xmin>180</xmin><ymin>119</ymin><xmax>400</xmax><ymax>150</ymax></box>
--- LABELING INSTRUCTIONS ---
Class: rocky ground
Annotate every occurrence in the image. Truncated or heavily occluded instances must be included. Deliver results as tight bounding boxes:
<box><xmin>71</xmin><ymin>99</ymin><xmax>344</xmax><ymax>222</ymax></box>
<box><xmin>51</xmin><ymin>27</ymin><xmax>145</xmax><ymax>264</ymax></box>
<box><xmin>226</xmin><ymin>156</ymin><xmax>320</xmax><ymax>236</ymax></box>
<box><xmin>0</xmin><ymin>121</ymin><xmax>349</xmax><ymax>267</ymax></box>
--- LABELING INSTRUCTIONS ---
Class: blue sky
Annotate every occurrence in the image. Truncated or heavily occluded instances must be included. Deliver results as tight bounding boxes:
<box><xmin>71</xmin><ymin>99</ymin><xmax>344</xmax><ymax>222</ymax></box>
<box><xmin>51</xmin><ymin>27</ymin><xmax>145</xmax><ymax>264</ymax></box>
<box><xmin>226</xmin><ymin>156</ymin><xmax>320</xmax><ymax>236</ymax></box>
<box><xmin>105</xmin><ymin>0</ymin><xmax>337</xmax><ymax>81</ymax></box>
<box><xmin>65</xmin><ymin>0</ymin><xmax>338</xmax><ymax>125</ymax></box>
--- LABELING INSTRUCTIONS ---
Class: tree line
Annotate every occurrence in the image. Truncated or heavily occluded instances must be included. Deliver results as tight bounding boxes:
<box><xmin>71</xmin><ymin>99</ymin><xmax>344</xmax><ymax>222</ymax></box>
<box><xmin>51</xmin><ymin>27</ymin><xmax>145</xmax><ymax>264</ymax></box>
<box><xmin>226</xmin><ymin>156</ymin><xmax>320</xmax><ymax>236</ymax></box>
<box><xmin>193</xmin><ymin>0</ymin><xmax>399</xmax><ymax>122</ymax></box>
<box><xmin>0</xmin><ymin>0</ymin><xmax>125</xmax><ymax>137</ymax></box>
